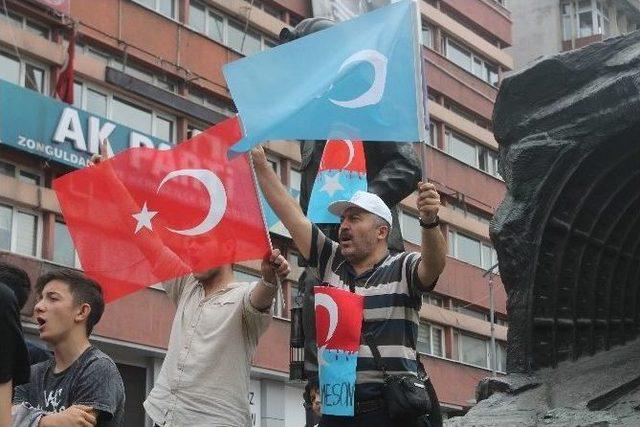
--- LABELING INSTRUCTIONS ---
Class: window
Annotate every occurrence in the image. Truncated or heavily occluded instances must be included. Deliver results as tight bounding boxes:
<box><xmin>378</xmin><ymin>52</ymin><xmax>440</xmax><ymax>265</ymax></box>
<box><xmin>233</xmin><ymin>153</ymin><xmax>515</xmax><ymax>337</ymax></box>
<box><xmin>189</xmin><ymin>1</ymin><xmax>276</xmax><ymax>55</ymax></box>
<box><xmin>0</xmin><ymin>51</ymin><xmax>46</xmax><ymax>94</ymax></box>
<box><xmin>0</xmin><ymin>204</ymin><xmax>40</xmax><ymax>257</ymax></box>
<box><xmin>132</xmin><ymin>0</ymin><xmax>176</xmax><ymax>19</ymax></box>
<box><xmin>244</xmin><ymin>0</ymin><xmax>284</xmax><ymax>20</ymax></box>
<box><xmin>457</xmin><ymin>332</ymin><xmax>488</xmax><ymax>368</ymax></box>
<box><xmin>188</xmin><ymin>86</ymin><xmax>236</xmax><ymax>117</ymax></box>
<box><xmin>421</xmin><ymin>22</ymin><xmax>434</xmax><ymax>49</ymax></box>
<box><xmin>448</xmin><ymin>200</ymin><xmax>492</xmax><ymax>226</ymax></box>
<box><xmin>54</xmin><ymin>221</ymin><xmax>78</xmax><ymax>267</ymax></box>
<box><xmin>234</xmin><ymin>268</ymin><xmax>260</xmax><ymax>284</ymax></box>
<box><xmin>417</xmin><ymin>322</ymin><xmax>444</xmax><ymax>357</ymax></box>
<box><xmin>428</xmin><ymin>121</ymin><xmax>437</xmax><ymax>147</ymax></box>
<box><xmin>562</xmin><ymin>0</ymin><xmax>611</xmax><ymax>41</ymax></box>
<box><xmin>400</xmin><ymin>209</ymin><xmax>421</xmax><ymax>245</ymax></box>
<box><xmin>448</xmin><ymin>229</ymin><xmax>497</xmax><ymax>270</ymax></box>
<box><xmin>0</xmin><ymin>11</ymin><xmax>50</xmax><ymax>39</ymax></box>
<box><xmin>423</xmin><ymin>294</ymin><xmax>443</xmax><ymax>307</ymax></box>
<box><xmin>289</xmin><ymin>168</ymin><xmax>301</xmax><ymax>202</ymax></box>
<box><xmin>446</xmin><ymin>131</ymin><xmax>477</xmax><ymax>167</ymax></box>
<box><xmin>453</xmin><ymin>302</ymin><xmax>488</xmax><ymax>321</ymax></box>
<box><xmin>78</xmin><ymin>44</ymin><xmax>177</xmax><ymax>92</ymax></box>
<box><xmin>73</xmin><ymin>81</ymin><xmax>176</xmax><ymax>144</ymax></box>
<box><xmin>0</xmin><ymin>160</ymin><xmax>42</xmax><ymax>186</ymax></box>
<box><xmin>443</xmin><ymin>37</ymin><xmax>500</xmax><ymax>87</ymax></box>
<box><xmin>445</xmin><ymin>129</ymin><xmax>502</xmax><ymax>179</ymax></box>
<box><xmin>288</xmin><ymin>251</ymin><xmax>303</xmax><ymax>282</ymax></box>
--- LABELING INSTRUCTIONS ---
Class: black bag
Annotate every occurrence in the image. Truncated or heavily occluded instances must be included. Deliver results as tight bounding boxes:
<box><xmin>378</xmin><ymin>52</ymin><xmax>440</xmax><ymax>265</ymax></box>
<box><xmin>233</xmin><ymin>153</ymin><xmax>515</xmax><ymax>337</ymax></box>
<box><xmin>365</xmin><ymin>334</ymin><xmax>432</xmax><ymax>420</ymax></box>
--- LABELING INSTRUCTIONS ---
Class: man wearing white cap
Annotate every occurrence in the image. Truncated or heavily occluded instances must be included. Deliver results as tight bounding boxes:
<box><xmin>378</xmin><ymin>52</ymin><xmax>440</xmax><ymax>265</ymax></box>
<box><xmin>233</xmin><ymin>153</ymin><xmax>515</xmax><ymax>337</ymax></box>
<box><xmin>251</xmin><ymin>146</ymin><xmax>446</xmax><ymax>427</ymax></box>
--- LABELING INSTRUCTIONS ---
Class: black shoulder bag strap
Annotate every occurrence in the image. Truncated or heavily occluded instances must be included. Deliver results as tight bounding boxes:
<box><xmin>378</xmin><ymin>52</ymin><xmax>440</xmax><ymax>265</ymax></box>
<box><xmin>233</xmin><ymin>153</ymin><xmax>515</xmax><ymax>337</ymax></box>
<box><xmin>364</xmin><ymin>333</ymin><xmax>388</xmax><ymax>380</ymax></box>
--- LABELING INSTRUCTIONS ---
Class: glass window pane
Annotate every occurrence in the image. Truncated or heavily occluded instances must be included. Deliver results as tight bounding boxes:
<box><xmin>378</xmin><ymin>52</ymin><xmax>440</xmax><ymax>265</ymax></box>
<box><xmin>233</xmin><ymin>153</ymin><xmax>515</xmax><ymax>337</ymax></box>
<box><xmin>421</xmin><ymin>24</ymin><xmax>432</xmax><ymax>48</ymax></box>
<box><xmin>19</xmin><ymin>171</ymin><xmax>40</xmax><ymax>186</ymax></box>
<box><xmin>73</xmin><ymin>82</ymin><xmax>82</xmax><ymax>109</ymax></box>
<box><xmin>448</xmin><ymin>230</ymin><xmax>455</xmax><ymax>256</ymax></box>
<box><xmin>0</xmin><ymin>11</ymin><xmax>22</xmax><ymax>27</ymax></box>
<box><xmin>448</xmin><ymin>132</ymin><xmax>477</xmax><ymax>167</ymax></box>
<box><xmin>456</xmin><ymin>233</ymin><xmax>481</xmax><ymax>266</ymax></box>
<box><xmin>482</xmin><ymin>244</ymin><xmax>492</xmax><ymax>270</ymax></box>
<box><xmin>54</xmin><ymin>221</ymin><xmax>76</xmax><ymax>267</ymax></box>
<box><xmin>579</xmin><ymin>11</ymin><xmax>594</xmax><ymax>37</ymax></box>
<box><xmin>401</xmin><ymin>211</ymin><xmax>421</xmax><ymax>245</ymax></box>
<box><xmin>24</xmin><ymin>64</ymin><xmax>44</xmax><ymax>93</ymax></box>
<box><xmin>135</xmin><ymin>0</ymin><xmax>154</xmax><ymax>8</ymax></box>
<box><xmin>155</xmin><ymin>116</ymin><xmax>173</xmax><ymax>142</ymax></box>
<box><xmin>446</xmin><ymin>39</ymin><xmax>471</xmax><ymax>72</ymax></box>
<box><xmin>158</xmin><ymin>0</ymin><xmax>174</xmax><ymax>17</ymax></box>
<box><xmin>207</xmin><ymin>12</ymin><xmax>224</xmax><ymax>43</ymax></box>
<box><xmin>228</xmin><ymin>20</ymin><xmax>261</xmax><ymax>56</ymax></box>
<box><xmin>25</xmin><ymin>20</ymin><xmax>49</xmax><ymax>38</ymax></box>
<box><xmin>417</xmin><ymin>322</ymin><xmax>431</xmax><ymax>354</ymax></box>
<box><xmin>431</xmin><ymin>328</ymin><xmax>443</xmax><ymax>357</ymax></box>
<box><xmin>112</xmin><ymin>98</ymin><xmax>153</xmax><ymax>134</ymax></box>
<box><xmin>16</xmin><ymin>211</ymin><xmax>37</xmax><ymax>256</ymax></box>
<box><xmin>87</xmin><ymin>88</ymin><xmax>107</xmax><ymax>117</ymax></box>
<box><xmin>234</xmin><ymin>269</ymin><xmax>260</xmax><ymax>283</ymax></box>
<box><xmin>0</xmin><ymin>52</ymin><xmax>20</xmax><ymax>85</ymax></box>
<box><xmin>0</xmin><ymin>161</ymin><xmax>16</xmax><ymax>177</ymax></box>
<box><xmin>0</xmin><ymin>205</ymin><xmax>12</xmax><ymax>251</ymax></box>
<box><xmin>289</xmin><ymin>168</ymin><xmax>301</xmax><ymax>202</ymax></box>
<box><xmin>189</xmin><ymin>0</ymin><xmax>206</xmax><ymax>32</ymax></box>
<box><xmin>459</xmin><ymin>333</ymin><xmax>487</xmax><ymax>368</ymax></box>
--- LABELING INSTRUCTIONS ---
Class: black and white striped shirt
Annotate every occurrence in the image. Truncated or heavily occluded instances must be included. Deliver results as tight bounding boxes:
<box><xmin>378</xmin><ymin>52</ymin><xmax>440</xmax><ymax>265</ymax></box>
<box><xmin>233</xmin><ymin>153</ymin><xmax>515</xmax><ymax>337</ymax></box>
<box><xmin>307</xmin><ymin>225</ymin><xmax>435</xmax><ymax>401</ymax></box>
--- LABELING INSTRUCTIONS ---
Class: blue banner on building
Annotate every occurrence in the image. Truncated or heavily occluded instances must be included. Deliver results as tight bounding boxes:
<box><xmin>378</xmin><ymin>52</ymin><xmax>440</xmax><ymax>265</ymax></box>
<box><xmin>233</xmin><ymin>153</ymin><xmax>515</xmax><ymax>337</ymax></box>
<box><xmin>0</xmin><ymin>79</ymin><xmax>171</xmax><ymax>169</ymax></box>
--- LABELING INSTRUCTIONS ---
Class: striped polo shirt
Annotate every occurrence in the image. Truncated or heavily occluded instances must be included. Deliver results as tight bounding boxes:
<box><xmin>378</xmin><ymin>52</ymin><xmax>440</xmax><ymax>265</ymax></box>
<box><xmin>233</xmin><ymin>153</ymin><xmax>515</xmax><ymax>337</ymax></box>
<box><xmin>307</xmin><ymin>225</ymin><xmax>435</xmax><ymax>401</ymax></box>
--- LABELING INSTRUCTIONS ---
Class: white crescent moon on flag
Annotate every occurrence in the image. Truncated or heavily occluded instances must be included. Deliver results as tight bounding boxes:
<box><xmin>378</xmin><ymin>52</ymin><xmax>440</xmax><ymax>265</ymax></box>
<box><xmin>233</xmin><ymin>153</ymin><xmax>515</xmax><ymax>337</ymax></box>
<box><xmin>315</xmin><ymin>292</ymin><xmax>339</xmax><ymax>346</ymax></box>
<box><xmin>329</xmin><ymin>49</ymin><xmax>388</xmax><ymax>109</ymax></box>
<box><xmin>341</xmin><ymin>139</ymin><xmax>355</xmax><ymax>169</ymax></box>
<box><xmin>157</xmin><ymin>169</ymin><xmax>227</xmax><ymax>236</ymax></box>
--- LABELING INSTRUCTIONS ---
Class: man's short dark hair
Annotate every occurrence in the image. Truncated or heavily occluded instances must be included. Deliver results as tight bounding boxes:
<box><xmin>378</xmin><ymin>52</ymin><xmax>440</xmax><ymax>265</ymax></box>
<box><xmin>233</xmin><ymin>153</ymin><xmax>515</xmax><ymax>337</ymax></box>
<box><xmin>0</xmin><ymin>262</ymin><xmax>31</xmax><ymax>310</ymax></box>
<box><xmin>35</xmin><ymin>270</ymin><xmax>104</xmax><ymax>336</ymax></box>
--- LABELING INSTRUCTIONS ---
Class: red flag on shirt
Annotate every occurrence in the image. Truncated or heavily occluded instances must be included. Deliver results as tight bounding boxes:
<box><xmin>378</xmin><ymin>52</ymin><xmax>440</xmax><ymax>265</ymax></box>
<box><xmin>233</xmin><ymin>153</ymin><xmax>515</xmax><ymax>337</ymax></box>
<box><xmin>315</xmin><ymin>286</ymin><xmax>364</xmax><ymax>352</ymax></box>
<box><xmin>53</xmin><ymin>116</ymin><xmax>270</xmax><ymax>302</ymax></box>
<box><xmin>55</xmin><ymin>28</ymin><xmax>75</xmax><ymax>104</ymax></box>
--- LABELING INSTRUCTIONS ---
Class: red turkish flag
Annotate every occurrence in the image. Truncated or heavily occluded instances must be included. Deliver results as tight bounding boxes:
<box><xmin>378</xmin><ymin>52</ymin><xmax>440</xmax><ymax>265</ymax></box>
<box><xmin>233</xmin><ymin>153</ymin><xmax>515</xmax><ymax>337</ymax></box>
<box><xmin>314</xmin><ymin>286</ymin><xmax>364</xmax><ymax>352</ymax></box>
<box><xmin>55</xmin><ymin>28</ymin><xmax>75</xmax><ymax>104</ymax></box>
<box><xmin>53</xmin><ymin>117</ymin><xmax>270</xmax><ymax>302</ymax></box>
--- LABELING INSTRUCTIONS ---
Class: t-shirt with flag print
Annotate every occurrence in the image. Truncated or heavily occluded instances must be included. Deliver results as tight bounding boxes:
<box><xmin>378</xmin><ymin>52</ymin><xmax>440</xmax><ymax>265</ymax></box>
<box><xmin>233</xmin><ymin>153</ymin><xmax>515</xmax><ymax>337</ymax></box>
<box><xmin>306</xmin><ymin>225</ymin><xmax>437</xmax><ymax>401</ymax></box>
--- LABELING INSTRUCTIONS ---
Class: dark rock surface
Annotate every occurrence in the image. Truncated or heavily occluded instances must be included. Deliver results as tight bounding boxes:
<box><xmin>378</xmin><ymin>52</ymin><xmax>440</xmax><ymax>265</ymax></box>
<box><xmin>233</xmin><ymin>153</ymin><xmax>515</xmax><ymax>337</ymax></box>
<box><xmin>447</xmin><ymin>30</ymin><xmax>640</xmax><ymax>426</ymax></box>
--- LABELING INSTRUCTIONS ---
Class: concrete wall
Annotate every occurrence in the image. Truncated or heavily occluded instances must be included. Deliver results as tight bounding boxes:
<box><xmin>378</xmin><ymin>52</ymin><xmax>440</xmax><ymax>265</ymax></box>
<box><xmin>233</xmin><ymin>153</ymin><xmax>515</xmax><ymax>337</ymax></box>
<box><xmin>506</xmin><ymin>0</ymin><xmax>562</xmax><ymax>70</ymax></box>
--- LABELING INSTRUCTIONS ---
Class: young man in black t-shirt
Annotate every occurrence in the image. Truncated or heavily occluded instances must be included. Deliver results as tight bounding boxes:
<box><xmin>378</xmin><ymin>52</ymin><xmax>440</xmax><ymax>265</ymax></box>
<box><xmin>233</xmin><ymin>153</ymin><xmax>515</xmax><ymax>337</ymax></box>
<box><xmin>12</xmin><ymin>270</ymin><xmax>125</xmax><ymax>427</ymax></box>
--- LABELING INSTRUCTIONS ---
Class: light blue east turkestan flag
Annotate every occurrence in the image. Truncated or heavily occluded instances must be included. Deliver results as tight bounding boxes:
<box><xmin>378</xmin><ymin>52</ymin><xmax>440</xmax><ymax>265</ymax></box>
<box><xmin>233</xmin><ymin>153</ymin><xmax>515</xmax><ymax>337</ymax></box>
<box><xmin>223</xmin><ymin>0</ymin><xmax>424</xmax><ymax>155</ymax></box>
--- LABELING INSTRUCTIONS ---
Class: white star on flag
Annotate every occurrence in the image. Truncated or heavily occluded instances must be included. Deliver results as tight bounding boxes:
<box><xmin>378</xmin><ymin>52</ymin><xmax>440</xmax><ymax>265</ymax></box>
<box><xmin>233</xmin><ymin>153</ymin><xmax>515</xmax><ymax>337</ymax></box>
<box><xmin>320</xmin><ymin>173</ymin><xmax>344</xmax><ymax>197</ymax></box>
<box><xmin>132</xmin><ymin>202</ymin><xmax>158</xmax><ymax>234</ymax></box>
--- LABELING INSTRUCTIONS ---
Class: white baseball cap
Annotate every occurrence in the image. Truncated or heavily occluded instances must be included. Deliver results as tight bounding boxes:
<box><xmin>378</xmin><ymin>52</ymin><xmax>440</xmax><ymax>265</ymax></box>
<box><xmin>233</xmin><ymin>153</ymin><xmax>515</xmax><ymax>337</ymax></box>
<box><xmin>328</xmin><ymin>191</ymin><xmax>393</xmax><ymax>227</ymax></box>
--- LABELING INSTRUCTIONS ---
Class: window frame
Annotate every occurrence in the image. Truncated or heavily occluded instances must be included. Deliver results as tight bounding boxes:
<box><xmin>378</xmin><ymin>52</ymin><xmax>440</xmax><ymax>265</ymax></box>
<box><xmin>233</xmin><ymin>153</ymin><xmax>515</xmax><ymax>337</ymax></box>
<box><xmin>188</xmin><ymin>0</ymin><xmax>276</xmax><ymax>55</ymax></box>
<box><xmin>443</xmin><ymin>36</ymin><xmax>500</xmax><ymax>87</ymax></box>
<box><xmin>399</xmin><ymin>208</ymin><xmax>421</xmax><ymax>246</ymax></box>
<box><xmin>131</xmin><ymin>0</ymin><xmax>178</xmax><ymax>20</ymax></box>
<box><xmin>448</xmin><ymin>228</ymin><xmax>497</xmax><ymax>271</ymax></box>
<box><xmin>73</xmin><ymin>80</ymin><xmax>177</xmax><ymax>144</ymax></box>
<box><xmin>53</xmin><ymin>219</ymin><xmax>81</xmax><ymax>268</ymax></box>
<box><xmin>0</xmin><ymin>159</ymin><xmax>44</xmax><ymax>187</ymax></box>
<box><xmin>0</xmin><ymin>203</ymin><xmax>43</xmax><ymax>258</ymax></box>
<box><xmin>0</xmin><ymin>49</ymin><xmax>48</xmax><ymax>94</ymax></box>
<box><xmin>417</xmin><ymin>321</ymin><xmax>444</xmax><ymax>358</ymax></box>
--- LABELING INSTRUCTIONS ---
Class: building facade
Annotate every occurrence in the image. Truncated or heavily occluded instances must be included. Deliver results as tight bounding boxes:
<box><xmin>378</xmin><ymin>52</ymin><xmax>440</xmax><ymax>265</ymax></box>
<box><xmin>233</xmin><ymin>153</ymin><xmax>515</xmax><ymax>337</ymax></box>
<box><xmin>0</xmin><ymin>0</ymin><xmax>511</xmax><ymax>424</ymax></box>
<box><xmin>507</xmin><ymin>0</ymin><xmax>640</xmax><ymax>70</ymax></box>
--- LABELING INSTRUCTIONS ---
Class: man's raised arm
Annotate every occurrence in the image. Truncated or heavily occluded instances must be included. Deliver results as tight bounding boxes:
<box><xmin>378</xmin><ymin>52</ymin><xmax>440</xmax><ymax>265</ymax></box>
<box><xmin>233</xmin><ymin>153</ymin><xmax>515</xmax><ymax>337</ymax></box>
<box><xmin>251</xmin><ymin>146</ymin><xmax>313</xmax><ymax>260</ymax></box>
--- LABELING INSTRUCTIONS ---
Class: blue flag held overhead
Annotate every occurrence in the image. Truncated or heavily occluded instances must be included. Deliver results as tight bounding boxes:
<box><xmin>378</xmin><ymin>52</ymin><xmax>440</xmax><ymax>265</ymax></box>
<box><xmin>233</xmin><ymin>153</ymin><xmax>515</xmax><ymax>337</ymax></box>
<box><xmin>223</xmin><ymin>0</ymin><xmax>423</xmax><ymax>155</ymax></box>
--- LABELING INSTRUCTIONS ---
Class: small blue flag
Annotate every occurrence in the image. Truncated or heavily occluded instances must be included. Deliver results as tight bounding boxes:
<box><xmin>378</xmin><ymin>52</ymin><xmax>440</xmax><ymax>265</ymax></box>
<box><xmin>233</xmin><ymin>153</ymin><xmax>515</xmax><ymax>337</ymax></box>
<box><xmin>223</xmin><ymin>0</ymin><xmax>423</xmax><ymax>154</ymax></box>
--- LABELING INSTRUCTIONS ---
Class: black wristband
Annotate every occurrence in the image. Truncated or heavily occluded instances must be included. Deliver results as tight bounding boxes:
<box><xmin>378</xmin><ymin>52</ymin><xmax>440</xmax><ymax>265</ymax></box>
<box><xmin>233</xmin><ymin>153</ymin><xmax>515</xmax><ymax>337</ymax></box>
<box><xmin>419</xmin><ymin>216</ymin><xmax>440</xmax><ymax>229</ymax></box>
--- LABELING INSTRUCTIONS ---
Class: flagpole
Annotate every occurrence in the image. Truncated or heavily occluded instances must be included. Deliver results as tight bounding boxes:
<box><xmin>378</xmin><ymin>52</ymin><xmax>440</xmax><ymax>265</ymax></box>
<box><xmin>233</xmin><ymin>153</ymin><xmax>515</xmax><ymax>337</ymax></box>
<box><xmin>248</xmin><ymin>146</ymin><xmax>284</xmax><ymax>301</ymax></box>
<box><xmin>411</xmin><ymin>0</ymin><xmax>430</xmax><ymax>181</ymax></box>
